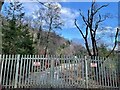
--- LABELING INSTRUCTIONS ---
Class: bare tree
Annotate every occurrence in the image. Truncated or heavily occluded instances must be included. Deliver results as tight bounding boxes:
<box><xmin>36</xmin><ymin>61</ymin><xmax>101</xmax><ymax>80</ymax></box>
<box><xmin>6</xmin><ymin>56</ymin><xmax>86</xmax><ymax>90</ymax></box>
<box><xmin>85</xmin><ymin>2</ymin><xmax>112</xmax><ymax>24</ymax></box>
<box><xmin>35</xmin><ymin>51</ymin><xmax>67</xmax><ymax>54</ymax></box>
<box><xmin>43</xmin><ymin>3</ymin><xmax>63</xmax><ymax>56</ymax></box>
<box><xmin>35</xmin><ymin>2</ymin><xmax>63</xmax><ymax>56</ymax></box>
<box><xmin>32</xmin><ymin>7</ymin><xmax>46</xmax><ymax>54</ymax></box>
<box><xmin>75</xmin><ymin>1</ymin><xmax>119</xmax><ymax>57</ymax></box>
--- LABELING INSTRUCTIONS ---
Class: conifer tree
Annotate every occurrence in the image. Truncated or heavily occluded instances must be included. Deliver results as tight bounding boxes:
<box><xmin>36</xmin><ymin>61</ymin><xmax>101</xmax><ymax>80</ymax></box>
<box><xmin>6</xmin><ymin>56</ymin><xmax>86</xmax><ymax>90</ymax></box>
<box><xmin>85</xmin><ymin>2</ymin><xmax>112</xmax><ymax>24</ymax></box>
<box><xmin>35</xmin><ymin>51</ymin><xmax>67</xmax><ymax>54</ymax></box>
<box><xmin>2</xmin><ymin>2</ymin><xmax>35</xmax><ymax>54</ymax></box>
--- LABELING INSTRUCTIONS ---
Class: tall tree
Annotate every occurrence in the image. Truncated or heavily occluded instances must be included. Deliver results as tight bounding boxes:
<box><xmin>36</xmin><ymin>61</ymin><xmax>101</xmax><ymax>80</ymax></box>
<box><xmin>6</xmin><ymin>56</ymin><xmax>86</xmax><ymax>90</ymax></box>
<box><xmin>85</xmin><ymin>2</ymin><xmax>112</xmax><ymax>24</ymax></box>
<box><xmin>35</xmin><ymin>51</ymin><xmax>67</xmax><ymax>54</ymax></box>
<box><xmin>2</xmin><ymin>2</ymin><xmax>35</xmax><ymax>54</ymax></box>
<box><xmin>0</xmin><ymin>0</ymin><xmax>4</xmax><ymax>54</ymax></box>
<box><xmin>74</xmin><ymin>1</ymin><xmax>119</xmax><ymax>57</ymax></box>
<box><xmin>32</xmin><ymin>7</ymin><xmax>46</xmax><ymax>54</ymax></box>
<box><xmin>44</xmin><ymin>3</ymin><xmax>63</xmax><ymax>56</ymax></box>
<box><xmin>35</xmin><ymin>2</ymin><xmax>63</xmax><ymax>56</ymax></box>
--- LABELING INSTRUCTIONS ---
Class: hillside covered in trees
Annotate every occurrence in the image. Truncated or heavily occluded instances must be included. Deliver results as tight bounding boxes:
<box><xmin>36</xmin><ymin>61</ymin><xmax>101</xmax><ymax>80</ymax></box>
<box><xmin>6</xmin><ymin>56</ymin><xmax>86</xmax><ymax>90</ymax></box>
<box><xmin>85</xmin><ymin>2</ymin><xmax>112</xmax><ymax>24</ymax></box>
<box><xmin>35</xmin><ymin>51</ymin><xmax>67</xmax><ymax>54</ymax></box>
<box><xmin>0</xmin><ymin>2</ymin><xmax>86</xmax><ymax>56</ymax></box>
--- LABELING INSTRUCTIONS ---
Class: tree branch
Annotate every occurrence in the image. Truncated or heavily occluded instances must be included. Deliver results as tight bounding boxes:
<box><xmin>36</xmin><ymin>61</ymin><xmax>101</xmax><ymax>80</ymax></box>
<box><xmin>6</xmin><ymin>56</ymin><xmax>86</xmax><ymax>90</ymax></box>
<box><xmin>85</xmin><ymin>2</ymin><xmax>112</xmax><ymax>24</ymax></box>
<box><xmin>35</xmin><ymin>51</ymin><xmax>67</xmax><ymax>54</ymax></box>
<box><xmin>36</xmin><ymin>0</ymin><xmax>48</xmax><ymax>8</ymax></box>
<box><xmin>79</xmin><ymin>9</ymin><xmax>88</xmax><ymax>26</ymax></box>
<box><xmin>93</xmin><ymin>4</ymin><xmax>109</xmax><ymax>15</ymax></box>
<box><xmin>74</xmin><ymin>19</ymin><xmax>85</xmax><ymax>39</ymax></box>
<box><xmin>106</xmin><ymin>28</ymin><xmax>119</xmax><ymax>58</ymax></box>
<box><xmin>85</xmin><ymin>10</ymin><xmax>90</xmax><ymax>38</ymax></box>
<box><xmin>93</xmin><ymin>14</ymin><xmax>107</xmax><ymax>37</ymax></box>
<box><xmin>84</xmin><ymin>38</ymin><xmax>92</xmax><ymax>56</ymax></box>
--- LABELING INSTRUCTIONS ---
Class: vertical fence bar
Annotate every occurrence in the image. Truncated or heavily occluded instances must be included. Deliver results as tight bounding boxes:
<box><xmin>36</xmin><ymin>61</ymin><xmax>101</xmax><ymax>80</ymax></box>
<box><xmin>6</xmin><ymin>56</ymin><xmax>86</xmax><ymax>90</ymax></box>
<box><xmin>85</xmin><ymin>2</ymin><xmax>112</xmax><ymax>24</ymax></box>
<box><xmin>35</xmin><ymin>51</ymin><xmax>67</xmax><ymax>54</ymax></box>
<box><xmin>108</xmin><ymin>58</ymin><xmax>112</xmax><ymax>87</ymax></box>
<box><xmin>25</xmin><ymin>55</ymin><xmax>29</xmax><ymax>88</ymax></box>
<box><xmin>67</xmin><ymin>55</ymin><xmax>71</xmax><ymax>85</ymax></box>
<box><xmin>0</xmin><ymin>54</ymin><xmax>3</xmax><ymax>85</ymax></box>
<box><xmin>18</xmin><ymin>55</ymin><xmax>23</xmax><ymax>88</ymax></box>
<box><xmin>31</xmin><ymin>55</ymin><xmax>34</xmax><ymax>85</ymax></box>
<box><xmin>9</xmin><ymin>55</ymin><xmax>14</xmax><ymax>88</ymax></box>
<box><xmin>5</xmin><ymin>55</ymin><xmax>11</xmax><ymax>87</ymax></box>
<box><xmin>107</xmin><ymin>58</ymin><xmax>110</xmax><ymax>87</ymax></box>
<box><xmin>60</xmin><ymin>56</ymin><xmax>62</xmax><ymax>88</ymax></box>
<box><xmin>114</xmin><ymin>69</ymin><xmax>118</xmax><ymax>87</ymax></box>
<box><xmin>34</xmin><ymin>55</ymin><xmax>36</xmax><ymax>86</ymax></box>
<box><xmin>50</xmin><ymin>56</ymin><xmax>54</xmax><ymax>87</ymax></box>
<box><xmin>73</xmin><ymin>56</ymin><xmax>75</xmax><ymax>87</ymax></box>
<box><xmin>22</xmin><ymin>55</ymin><xmax>25</xmax><ymax>88</ymax></box>
<box><xmin>105</xmin><ymin>62</ymin><xmax>107</xmax><ymax>87</ymax></box>
<box><xmin>41</xmin><ymin>55</ymin><xmax>43</xmax><ymax>85</ymax></box>
<box><xmin>28</xmin><ymin>55</ymin><xmax>32</xmax><ymax>87</ymax></box>
<box><xmin>76</xmin><ymin>56</ymin><xmax>78</xmax><ymax>86</ymax></box>
<box><xmin>85</xmin><ymin>56</ymin><xmax>88</xmax><ymax>88</ymax></box>
<box><xmin>92</xmin><ymin>59</ymin><xmax>95</xmax><ymax>82</ymax></box>
<box><xmin>98</xmin><ymin>57</ymin><xmax>101</xmax><ymax>86</ymax></box>
<box><xmin>81</xmin><ymin>56</ymin><xmax>85</xmax><ymax>88</ymax></box>
<box><xmin>63</xmin><ymin>56</ymin><xmax>65</xmax><ymax>87</ymax></box>
<box><xmin>112</xmin><ymin>70</ymin><xmax>115</xmax><ymax>87</ymax></box>
<box><xmin>38</xmin><ymin>55</ymin><xmax>42</xmax><ymax>87</ymax></box>
<box><xmin>3</xmin><ymin>55</ymin><xmax>8</xmax><ymax>87</ymax></box>
<box><xmin>95</xmin><ymin>56</ymin><xmax>98</xmax><ymax>85</ymax></box>
<box><xmin>14</xmin><ymin>54</ymin><xmax>20</xmax><ymax>88</ymax></box>
<box><xmin>12</xmin><ymin>55</ymin><xmax>16</xmax><ymax>88</ymax></box>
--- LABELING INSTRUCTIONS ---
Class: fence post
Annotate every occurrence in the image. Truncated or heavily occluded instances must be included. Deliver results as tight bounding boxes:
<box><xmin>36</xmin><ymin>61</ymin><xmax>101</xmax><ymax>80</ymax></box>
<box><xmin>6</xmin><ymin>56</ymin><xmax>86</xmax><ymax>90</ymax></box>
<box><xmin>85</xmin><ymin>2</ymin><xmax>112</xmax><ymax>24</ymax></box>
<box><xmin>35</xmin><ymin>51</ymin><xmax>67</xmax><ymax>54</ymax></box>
<box><xmin>50</xmin><ymin>58</ymin><xmax>54</xmax><ymax>87</ymax></box>
<box><xmin>0</xmin><ymin>54</ymin><xmax>2</xmax><ymax>85</ymax></box>
<box><xmin>14</xmin><ymin>54</ymin><xmax>20</xmax><ymax>88</ymax></box>
<box><xmin>85</xmin><ymin>56</ymin><xmax>88</xmax><ymax>88</ymax></box>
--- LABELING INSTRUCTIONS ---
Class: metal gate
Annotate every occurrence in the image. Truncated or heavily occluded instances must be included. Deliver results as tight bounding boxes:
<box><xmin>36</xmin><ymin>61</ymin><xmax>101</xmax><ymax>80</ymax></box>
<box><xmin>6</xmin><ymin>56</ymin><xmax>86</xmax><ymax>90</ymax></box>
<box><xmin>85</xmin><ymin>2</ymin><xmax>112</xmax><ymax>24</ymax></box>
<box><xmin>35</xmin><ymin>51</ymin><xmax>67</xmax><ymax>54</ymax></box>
<box><xmin>0</xmin><ymin>55</ymin><xmax>119</xmax><ymax>89</ymax></box>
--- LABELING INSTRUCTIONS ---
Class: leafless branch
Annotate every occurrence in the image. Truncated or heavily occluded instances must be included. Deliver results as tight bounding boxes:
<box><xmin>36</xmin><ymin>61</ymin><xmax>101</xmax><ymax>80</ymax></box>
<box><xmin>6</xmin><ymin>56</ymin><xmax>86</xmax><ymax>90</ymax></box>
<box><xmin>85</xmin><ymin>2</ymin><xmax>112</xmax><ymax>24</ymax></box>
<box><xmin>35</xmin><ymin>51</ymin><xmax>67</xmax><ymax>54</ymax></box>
<box><xmin>106</xmin><ymin>28</ymin><xmax>119</xmax><ymax>57</ymax></box>
<box><xmin>79</xmin><ymin>9</ymin><xmax>88</xmax><ymax>26</ymax></box>
<box><xmin>74</xmin><ymin>19</ymin><xmax>85</xmax><ymax>39</ymax></box>
<box><xmin>36</xmin><ymin>0</ymin><xmax>48</xmax><ymax>8</ymax></box>
<box><xmin>94</xmin><ymin>14</ymin><xmax>107</xmax><ymax>37</ymax></box>
<box><xmin>93</xmin><ymin>4</ymin><xmax>109</xmax><ymax>15</ymax></box>
<box><xmin>85</xmin><ymin>26</ymin><xmax>89</xmax><ymax>38</ymax></box>
<box><xmin>85</xmin><ymin>10</ymin><xmax>89</xmax><ymax>38</ymax></box>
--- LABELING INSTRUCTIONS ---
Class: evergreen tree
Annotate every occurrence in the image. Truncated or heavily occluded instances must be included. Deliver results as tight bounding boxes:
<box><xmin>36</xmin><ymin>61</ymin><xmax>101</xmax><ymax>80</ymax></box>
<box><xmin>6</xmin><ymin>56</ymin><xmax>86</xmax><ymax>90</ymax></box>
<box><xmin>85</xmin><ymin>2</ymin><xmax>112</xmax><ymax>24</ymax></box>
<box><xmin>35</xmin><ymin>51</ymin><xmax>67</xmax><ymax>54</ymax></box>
<box><xmin>2</xmin><ymin>2</ymin><xmax>35</xmax><ymax>54</ymax></box>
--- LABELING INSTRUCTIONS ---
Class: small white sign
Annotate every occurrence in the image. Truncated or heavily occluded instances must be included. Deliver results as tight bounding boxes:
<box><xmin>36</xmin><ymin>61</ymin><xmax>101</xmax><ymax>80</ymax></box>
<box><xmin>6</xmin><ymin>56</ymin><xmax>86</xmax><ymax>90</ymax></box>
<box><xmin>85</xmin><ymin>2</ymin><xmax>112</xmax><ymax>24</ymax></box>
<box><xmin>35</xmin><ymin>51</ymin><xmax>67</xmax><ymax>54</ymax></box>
<box><xmin>90</xmin><ymin>63</ymin><xmax>97</xmax><ymax>67</ymax></box>
<box><xmin>33</xmin><ymin>62</ymin><xmax>40</xmax><ymax>66</ymax></box>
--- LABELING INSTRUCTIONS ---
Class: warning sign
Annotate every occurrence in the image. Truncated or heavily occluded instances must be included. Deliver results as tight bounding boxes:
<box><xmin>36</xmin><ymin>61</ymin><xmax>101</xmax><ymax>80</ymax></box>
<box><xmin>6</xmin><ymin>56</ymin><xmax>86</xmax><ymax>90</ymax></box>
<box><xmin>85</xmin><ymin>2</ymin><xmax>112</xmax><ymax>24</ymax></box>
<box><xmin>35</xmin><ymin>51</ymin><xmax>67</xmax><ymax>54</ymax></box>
<box><xmin>90</xmin><ymin>63</ymin><xmax>97</xmax><ymax>67</ymax></box>
<box><xmin>33</xmin><ymin>62</ymin><xmax>40</xmax><ymax>66</ymax></box>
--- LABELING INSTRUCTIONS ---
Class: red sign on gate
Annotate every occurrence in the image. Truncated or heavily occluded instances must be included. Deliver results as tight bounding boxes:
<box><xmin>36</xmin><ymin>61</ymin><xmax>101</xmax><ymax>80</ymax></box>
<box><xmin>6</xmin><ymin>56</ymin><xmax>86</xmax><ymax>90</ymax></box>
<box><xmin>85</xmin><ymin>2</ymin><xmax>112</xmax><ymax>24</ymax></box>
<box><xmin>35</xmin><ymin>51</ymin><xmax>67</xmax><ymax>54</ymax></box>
<box><xmin>33</xmin><ymin>62</ymin><xmax>40</xmax><ymax>66</ymax></box>
<box><xmin>90</xmin><ymin>63</ymin><xmax>97</xmax><ymax>67</ymax></box>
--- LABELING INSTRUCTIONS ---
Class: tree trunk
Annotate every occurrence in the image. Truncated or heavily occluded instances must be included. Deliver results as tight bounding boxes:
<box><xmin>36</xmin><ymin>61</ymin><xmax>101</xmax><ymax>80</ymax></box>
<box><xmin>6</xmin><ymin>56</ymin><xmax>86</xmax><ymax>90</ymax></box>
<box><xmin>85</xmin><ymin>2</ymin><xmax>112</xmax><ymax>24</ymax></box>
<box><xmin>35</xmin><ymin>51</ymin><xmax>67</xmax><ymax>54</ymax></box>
<box><xmin>85</xmin><ymin>38</ymin><xmax>92</xmax><ymax>56</ymax></box>
<box><xmin>90</xmin><ymin>29</ymin><xmax>96</xmax><ymax>56</ymax></box>
<box><xmin>0</xmin><ymin>1</ymin><xmax>4</xmax><ymax>54</ymax></box>
<box><xmin>37</xmin><ymin>25</ymin><xmax>42</xmax><ymax>54</ymax></box>
<box><xmin>0</xmin><ymin>1</ymin><xmax>4</xmax><ymax>11</ymax></box>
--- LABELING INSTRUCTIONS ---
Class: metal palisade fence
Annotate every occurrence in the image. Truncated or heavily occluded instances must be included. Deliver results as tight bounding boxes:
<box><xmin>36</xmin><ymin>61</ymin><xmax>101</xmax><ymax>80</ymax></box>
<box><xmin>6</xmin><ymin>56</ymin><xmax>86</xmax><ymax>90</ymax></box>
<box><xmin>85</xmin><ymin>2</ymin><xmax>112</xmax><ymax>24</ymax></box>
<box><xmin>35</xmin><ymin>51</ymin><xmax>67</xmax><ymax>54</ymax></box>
<box><xmin>0</xmin><ymin>54</ymin><xmax>119</xmax><ymax>89</ymax></box>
